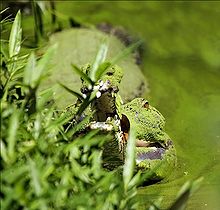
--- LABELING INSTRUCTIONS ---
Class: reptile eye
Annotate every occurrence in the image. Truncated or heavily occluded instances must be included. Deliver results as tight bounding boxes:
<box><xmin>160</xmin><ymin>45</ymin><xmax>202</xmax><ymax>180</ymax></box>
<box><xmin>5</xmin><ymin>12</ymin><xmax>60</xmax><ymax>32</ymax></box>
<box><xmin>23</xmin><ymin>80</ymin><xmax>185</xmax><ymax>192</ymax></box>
<box><xmin>143</xmin><ymin>101</ymin><xmax>149</xmax><ymax>109</ymax></box>
<box><xmin>120</xmin><ymin>114</ymin><xmax>130</xmax><ymax>133</ymax></box>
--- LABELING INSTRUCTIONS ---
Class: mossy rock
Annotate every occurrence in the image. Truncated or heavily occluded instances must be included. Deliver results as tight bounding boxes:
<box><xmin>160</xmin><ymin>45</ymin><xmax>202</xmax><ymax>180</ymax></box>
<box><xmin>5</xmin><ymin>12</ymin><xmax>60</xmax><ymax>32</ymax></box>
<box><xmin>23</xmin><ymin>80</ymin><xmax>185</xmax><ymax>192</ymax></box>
<box><xmin>40</xmin><ymin>28</ymin><xmax>148</xmax><ymax>109</ymax></box>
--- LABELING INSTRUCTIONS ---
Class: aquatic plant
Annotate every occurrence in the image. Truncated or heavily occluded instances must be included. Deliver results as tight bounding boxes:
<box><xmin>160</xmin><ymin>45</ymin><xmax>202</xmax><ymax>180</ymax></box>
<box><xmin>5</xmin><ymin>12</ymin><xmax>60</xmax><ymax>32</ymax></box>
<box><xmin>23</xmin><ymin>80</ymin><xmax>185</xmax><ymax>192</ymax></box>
<box><xmin>0</xmin><ymin>10</ymin><xmax>141</xmax><ymax>210</ymax></box>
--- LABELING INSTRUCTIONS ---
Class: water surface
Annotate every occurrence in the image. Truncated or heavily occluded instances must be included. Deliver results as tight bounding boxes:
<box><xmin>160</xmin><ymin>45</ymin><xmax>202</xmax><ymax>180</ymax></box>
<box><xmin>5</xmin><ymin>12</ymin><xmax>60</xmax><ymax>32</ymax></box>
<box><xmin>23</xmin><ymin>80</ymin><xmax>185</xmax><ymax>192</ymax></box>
<box><xmin>56</xmin><ymin>2</ymin><xmax>220</xmax><ymax>209</ymax></box>
<box><xmin>16</xmin><ymin>2</ymin><xmax>219</xmax><ymax>209</ymax></box>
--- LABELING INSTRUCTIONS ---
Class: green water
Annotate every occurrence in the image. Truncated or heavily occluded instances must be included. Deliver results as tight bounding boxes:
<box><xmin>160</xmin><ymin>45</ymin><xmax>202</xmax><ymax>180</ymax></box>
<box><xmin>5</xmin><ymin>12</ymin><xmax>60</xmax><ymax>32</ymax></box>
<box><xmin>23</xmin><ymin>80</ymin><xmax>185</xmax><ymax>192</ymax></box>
<box><xmin>54</xmin><ymin>2</ymin><xmax>220</xmax><ymax>209</ymax></box>
<box><xmin>12</xmin><ymin>1</ymin><xmax>220</xmax><ymax>209</ymax></box>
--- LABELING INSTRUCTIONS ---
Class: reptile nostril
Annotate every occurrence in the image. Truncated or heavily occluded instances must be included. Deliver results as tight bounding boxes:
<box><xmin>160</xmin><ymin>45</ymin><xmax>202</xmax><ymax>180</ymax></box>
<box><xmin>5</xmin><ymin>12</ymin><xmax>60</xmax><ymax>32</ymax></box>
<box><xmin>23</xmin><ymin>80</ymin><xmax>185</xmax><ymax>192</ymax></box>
<box><xmin>106</xmin><ymin>71</ymin><xmax>114</xmax><ymax>76</ymax></box>
<box><xmin>81</xmin><ymin>86</ymin><xmax>89</xmax><ymax>94</ymax></box>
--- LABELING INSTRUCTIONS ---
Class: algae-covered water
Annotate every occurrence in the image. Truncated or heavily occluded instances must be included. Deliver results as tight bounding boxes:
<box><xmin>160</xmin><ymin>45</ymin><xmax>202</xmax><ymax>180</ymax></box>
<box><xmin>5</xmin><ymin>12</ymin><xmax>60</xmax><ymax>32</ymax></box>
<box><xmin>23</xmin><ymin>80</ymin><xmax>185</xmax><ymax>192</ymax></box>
<box><xmin>9</xmin><ymin>1</ymin><xmax>219</xmax><ymax>209</ymax></box>
<box><xmin>53</xmin><ymin>2</ymin><xmax>220</xmax><ymax>209</ymax></box>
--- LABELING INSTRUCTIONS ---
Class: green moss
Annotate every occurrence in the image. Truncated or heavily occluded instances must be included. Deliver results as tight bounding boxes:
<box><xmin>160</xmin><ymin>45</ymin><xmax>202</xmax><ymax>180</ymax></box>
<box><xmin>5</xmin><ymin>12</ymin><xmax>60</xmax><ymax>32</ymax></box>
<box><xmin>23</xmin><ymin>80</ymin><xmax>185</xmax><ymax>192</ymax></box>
<box><xmin>101</xmin><ymin>65</ymin><xmax>123</xmax><ymax>88</ymax></box>
<box><xmin>122</xmin><ymin>98</ymin><xmax>169</xmax><ymax>143</ymax></box>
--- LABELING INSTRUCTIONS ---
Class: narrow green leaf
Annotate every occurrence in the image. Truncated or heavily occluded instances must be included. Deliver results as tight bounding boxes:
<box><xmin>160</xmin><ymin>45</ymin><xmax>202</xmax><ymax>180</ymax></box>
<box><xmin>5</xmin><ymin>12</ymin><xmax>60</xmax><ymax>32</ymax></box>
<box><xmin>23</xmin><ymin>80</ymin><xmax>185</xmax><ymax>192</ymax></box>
<box><xmin>127</xmin><ymin>171</ymin><xmax>141</xmax><ymax>190</ymax></box>
<box><xmin>0</xmin><ymin>8</ymin><xmax>9</xmax><ymax>15</ymax></box>
<box><xmin>71</xmin><ymin>64</ymin><xmax>93</xmax><ymax>85</ymax></box>
<box><xmin>149</xmin><ymin>198</ymin><xmax>163</xmax><ymax>210</ymax></box>
<box><xmin>0</xmin><ymin>39</ymin><xmax>9</xmax><ymax>60</ymax></box>
<box><xmin>0</xmin><ymin>140</ymin><xmax>8</xmax><ymax>163</ymax></box>
<box><xmin>111</xmin><ymin>40</ymin><xmax>142</xmax><ymax>65</ymax></box>
<box><xmin>9</xmin><ymin>10</ymin><xmax>22</xmax><ymax>58</ymax></box>
<box><xmin>170</xmin><ymin>177</ymin><xmax>203</xmax><ymax>210</ymax></box>
<box><xmin>24</xmin><ymin>52</ymin><xmax>36</xmax><ymax>86</ymax></box>
<box><xmin>36</xmin><ymin>1</ymin><xmax>47</xmax><ymax>14</ymax></box>
<box><xmin>95</xmin><ymin>61</ymin><xmax>111</xmax><ymax>81</ymax></box>
<box><xmin>1</xmin><ymin>164</ymin><xmax>28</xmax><ymax>184</ymax></box>
<box><xmin>90</xmin><ymin>42</ymin><xmax>109</xmax><ymax>81</ymax></box>
<box><xmin>42</xmin><ymin>164</ymin><xmax>55</xmax><ymax>180</ymax></box>
<box><xmin>66</xmin><ymin>113</ymin><xmax>93</xmax><ymax>138</ymax></box>
<box><xmin>91</xmin><ymin>151</ymin><xmax>102</xmax><ymax>179</ymax></box>
<box><xmin>123</xmin><ymin>128</ymin><xmax>136</xmax><ymax>191</ymax></box>
<box><xmin>37</xmin><ymin>88</ymin><xmax>53</xmax><ymax>110</ymax></box>
<box><xmin>46</xmin><ymin>112</ymin><xmax>73</xmax><ymax>133</ymax></box>
<box><xmin>76</xmin><ymin>96</ymin><xmax>91</xmax><ymax>116</ymax></box>
<box><xmin>29</xmin><ymin>158</ymin><xmax>42</xmax><ymax>196</ymax></box>
<box><xmin>190</xmin><ymin>177</ymin><xmax>204</xmax><ymax>195</ymax></box>
<box><xmin>6</xmin><ymin>53</ymin><xmax>29</xmax><ymax>64</ymax></box>
<box><xmin>71</xmin><ymin>159</ymin><xmax>91</xmax><ymax>183</ymax></box>
<box><xmin>32</xmin><ymin>44</ymin><xmax>57</xmax><ymax>88</ymax></box>
<box><xmin>7</xmin><ymin>110</ymin><xmax>19</xmax><ymax>161</ymax></box>
<box><xmin>170</xmin><ymin>182</ymin><xmax>191</xmax><ymax>210</ymax></box>
<box><xmin>59</xmin><ymin>82</ymin><xmax>84</xmax><ymax>101</ymax></box>
<box><xmin>76</xmin><ymin>88</ymin><xmax>98</xmax><ymax>116</ymax></box>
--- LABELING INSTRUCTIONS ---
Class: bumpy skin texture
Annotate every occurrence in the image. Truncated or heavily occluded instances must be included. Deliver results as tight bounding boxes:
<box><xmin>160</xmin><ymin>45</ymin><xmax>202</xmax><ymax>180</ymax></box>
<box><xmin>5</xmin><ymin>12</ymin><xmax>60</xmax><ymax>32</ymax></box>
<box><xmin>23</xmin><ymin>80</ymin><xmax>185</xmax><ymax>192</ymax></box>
<box><xmin>121</xmin><ymin>98</ymin><xmax>176</xmax><ymax>179</ymax></box>
<box><xmin>77</xmin><ymin>65</ymin><xmax>176</xmax><ymax>179</ymax></box>
<box><xmin>121</xmin><ymin>98</ymin><xmax>169</xmax><ymax>145</ymax></box>
<box><xmin>81</xmin><ymin>64</ymin><xmax>123</xmax><ymax>122</ymax></box>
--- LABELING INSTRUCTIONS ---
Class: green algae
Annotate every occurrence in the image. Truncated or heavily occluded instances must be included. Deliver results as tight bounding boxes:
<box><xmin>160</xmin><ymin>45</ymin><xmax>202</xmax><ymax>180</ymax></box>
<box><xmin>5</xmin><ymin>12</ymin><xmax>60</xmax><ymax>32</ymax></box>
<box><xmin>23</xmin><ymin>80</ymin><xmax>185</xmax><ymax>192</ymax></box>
<box><xmin>17</xmin><ymin>1</ymin><xmax>220</xmax><ymax>209</ymax></box>
<box><xmin>54</xmin><ymin>2</ymin><xmax>220</xmax><ymax>209</ymax></box>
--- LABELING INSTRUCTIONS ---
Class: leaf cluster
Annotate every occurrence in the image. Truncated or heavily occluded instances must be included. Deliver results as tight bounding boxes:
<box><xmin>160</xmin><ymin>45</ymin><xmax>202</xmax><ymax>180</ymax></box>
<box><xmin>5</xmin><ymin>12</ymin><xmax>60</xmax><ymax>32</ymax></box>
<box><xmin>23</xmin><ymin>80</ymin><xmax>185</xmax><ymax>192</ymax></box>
<box><xmin>1</xmin><ymin>11</ymin><xmax>140</xmax><ymax>210</ymax></box>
